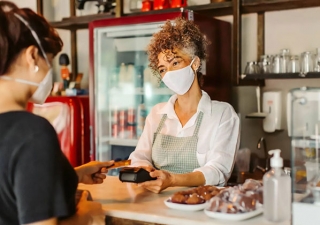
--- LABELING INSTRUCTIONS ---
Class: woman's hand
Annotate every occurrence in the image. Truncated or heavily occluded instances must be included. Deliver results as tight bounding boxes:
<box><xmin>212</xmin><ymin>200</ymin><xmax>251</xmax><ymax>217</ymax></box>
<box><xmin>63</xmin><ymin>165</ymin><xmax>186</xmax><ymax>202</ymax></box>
<box><xmin>75</xmin><ymin>161</ymin><xmax>114</xmax><ymax>184</ymax></box>
<box><xmin>138</xmin><ymin>169</ymin><xmax>174</xmax><ymax>193</ymax></box>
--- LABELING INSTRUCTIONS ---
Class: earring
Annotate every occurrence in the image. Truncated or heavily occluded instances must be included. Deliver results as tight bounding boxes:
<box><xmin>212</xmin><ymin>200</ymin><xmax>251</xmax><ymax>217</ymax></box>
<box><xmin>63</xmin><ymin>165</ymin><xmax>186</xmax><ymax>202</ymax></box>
<box><xmin>34</xmin><ymin>65</ymin><xmax>39</xmax><ymax>73</ymax></box>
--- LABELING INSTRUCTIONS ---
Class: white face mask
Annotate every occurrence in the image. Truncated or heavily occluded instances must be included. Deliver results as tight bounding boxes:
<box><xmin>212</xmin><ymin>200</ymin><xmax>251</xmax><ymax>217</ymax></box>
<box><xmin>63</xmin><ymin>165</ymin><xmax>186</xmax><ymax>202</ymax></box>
<box><xmin>0</xmin><ymin>13</ymin><xmax>53</xmax><ymax>105</ymax></box>
<box><xmin>162</xmin><ymin>58</ymin><xmax>196</xmax><ymax>95</ymax></box>
<box><xmin>1</xmin><ymin>69</ymin><xmax>53</xmax><ymax>104</ymax></box>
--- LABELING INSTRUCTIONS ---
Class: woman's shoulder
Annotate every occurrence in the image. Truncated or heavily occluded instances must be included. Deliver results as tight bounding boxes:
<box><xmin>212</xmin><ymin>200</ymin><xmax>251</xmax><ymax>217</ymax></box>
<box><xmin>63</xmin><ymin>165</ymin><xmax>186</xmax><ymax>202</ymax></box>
<box><xmin>211</xmin><ymin>100</ymin><xmax>233</xmax><ymax>109</ymax></box>
<box><xmin>210</xmin><ymin>100</ymin><xmax>237</xmax><ymax>117</ymax></box>
<box><xmin>153</xmin><ymin>102</ymin><xmax>167</xmax><ymax>110</ymax></box>
<box><xmin>201</xmin><ymin>91</ymin><xmax>235</xmax><ymax>113</ymax></box>
<box><xmin>149</xmin><ymin>102</ymin><xmax>167</xmax><ymax>113</ymax></box>
<box><xmin>0</xmin><ymin>111</ymin><xmax>55</xmax><ymax>134</ymax></box>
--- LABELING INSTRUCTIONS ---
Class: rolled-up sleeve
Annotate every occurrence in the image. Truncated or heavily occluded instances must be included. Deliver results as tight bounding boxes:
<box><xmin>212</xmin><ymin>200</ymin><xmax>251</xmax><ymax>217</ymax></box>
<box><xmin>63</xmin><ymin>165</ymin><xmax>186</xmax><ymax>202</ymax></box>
<box><xmin>194</xmin><ymin>106</ymin><xmax>240</xmax><ymax>186</ymax></box>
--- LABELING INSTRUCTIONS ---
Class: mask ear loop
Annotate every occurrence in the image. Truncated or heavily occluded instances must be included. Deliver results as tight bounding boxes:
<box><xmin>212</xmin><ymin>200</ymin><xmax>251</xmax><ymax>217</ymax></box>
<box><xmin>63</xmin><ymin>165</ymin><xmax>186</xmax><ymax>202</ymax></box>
<box><xmin>190</xmin><ymin>57</ymin><xmax>200</xmax><ymax>75</ymax></box>
<box><xmin>189</xmin><ymin>57</ymin><xmax>196</xmax><ymax>66</ymax></box>
<box><xmin>13</xmin><ymin>13</ymin><xmax>51</xmax><ymax>67</ymax></box>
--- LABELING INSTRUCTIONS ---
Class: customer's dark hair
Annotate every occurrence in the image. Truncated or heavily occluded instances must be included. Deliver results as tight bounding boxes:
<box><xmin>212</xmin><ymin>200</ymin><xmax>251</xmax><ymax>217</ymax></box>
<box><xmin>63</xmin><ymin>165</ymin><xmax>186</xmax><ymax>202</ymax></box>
<box><xmin>0</xmin><ymin>1</ymin><xmax>63</xmax><ymax>75</ymax></box>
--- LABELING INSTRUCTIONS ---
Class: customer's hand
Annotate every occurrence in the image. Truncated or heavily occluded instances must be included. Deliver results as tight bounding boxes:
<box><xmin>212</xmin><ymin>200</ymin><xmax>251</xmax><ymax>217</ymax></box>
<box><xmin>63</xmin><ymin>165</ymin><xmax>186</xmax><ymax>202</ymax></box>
<box><xmin>76</xmin><ymin>191</ymin><xmax>105</xmax><ymax>225</ymax></box>
<box><xmin>138</xmin><ymin>169</ymin><xmax>174</xmax><ymax>193</ymax></box>
<box><xmin>75</xmin><ymin>161</ymin><xmax>114</xmax><ymax>184</ymax></box>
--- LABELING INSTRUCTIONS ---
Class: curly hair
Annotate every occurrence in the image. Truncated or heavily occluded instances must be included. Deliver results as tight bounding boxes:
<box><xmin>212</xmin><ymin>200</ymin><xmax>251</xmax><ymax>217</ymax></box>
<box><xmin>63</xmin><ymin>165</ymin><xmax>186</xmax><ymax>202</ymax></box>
<box><xmin>147</xmin><ymin>17</ymin><xmax>209</xmax><ymax>78</ymax></box>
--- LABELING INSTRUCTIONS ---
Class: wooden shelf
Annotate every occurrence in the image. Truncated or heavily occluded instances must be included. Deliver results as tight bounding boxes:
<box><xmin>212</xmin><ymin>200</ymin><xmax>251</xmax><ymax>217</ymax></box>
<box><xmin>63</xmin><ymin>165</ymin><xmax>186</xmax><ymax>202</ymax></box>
<box><xmin>50</xmin><ymin>13</ymin><xmax>115</xmax><ymax>30</ymax></box>
<box><xmin>242</xmin><ymin>0</ymin><xmax>320</xmax><ymax>14</ymax></box>
<box><xmin>187</xmin><ymin>1</ymin><xmax>233</xmax><ymax>16</ymax></box>
<box><xmin>241</xmin><ymin>72</ymin><xmax>320</xmax><ymax>80</ymax></box>
<box><xmin>50</xmin><ymin>2</ymin><xmax>233</xmax><ymax>30</ymax></box>
<box><xmin>50</xmin><ymin>0</ymin><xmax>320</xmax><ymax>30</ymax></box>
<box><xmin>125</xmin><ymin>2</ymin><xmax>233</xmax><ymax>17</ymax></box>
<box><xmin>47</xmin><ymin>0</ymin><xmax>320</xmax><ymax>86</ymax></box>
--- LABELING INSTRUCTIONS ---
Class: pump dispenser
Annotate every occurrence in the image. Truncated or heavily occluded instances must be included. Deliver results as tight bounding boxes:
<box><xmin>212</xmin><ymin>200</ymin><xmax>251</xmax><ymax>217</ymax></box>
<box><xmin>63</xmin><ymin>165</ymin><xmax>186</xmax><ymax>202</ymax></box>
<box><xmin>263</xmin><ymin>149</ymin><xmax>291</xmax><ymax>222</ymax></box>
<box><xmin>269</xmin><ymin>149</ymin><xmax>283</xmax><ymax>167</ymax></box>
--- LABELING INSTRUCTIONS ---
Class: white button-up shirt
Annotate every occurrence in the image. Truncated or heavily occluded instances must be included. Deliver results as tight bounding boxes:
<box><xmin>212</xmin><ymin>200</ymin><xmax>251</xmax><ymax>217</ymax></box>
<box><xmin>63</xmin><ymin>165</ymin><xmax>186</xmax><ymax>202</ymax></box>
<box><xmin>129</xmin><ymin>91</ymin><xmax>240</xmax><ymax>186</ymax></box>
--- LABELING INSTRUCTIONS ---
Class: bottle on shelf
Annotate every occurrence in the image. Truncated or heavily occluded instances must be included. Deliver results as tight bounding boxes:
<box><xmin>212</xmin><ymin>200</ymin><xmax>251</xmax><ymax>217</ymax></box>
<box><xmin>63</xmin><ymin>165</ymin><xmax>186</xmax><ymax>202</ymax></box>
<box><xmin>263</xmin><ymin>149</ymin><xmax>291</xmax><ymax>223</ymax></box>
<box><xmin>119</xmin><ymin>62</ymin><xmax>127</xmax><ymax>84</ymax></box>
<box><xmin>137</xmin><ymin>97</ymin><xmax>147</xmax><ymax>138</ymax></box>
<box><xmin>127</xmin><ymin>108</ymin><xmax>137</xmax><ymax>139</ymax></box>
<box><xmin>314</xmin><ymin>47</ymin><xmax>320</xmax><ymax>72</ymax></box>
<box><xmin>126</xmin><ymin>63</ymin><xmax>135</xmax><ymax>83</ymax></box>
<box><xmin>118</xmin><ymin>109</ymin><xmax>127</xmax><ymax>139</ymax></box>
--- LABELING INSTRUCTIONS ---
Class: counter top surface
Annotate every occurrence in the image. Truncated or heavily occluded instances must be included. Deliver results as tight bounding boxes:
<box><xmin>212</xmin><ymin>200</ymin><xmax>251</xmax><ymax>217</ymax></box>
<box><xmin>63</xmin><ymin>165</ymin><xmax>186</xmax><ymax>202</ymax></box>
<box><xmin>78</xmin><ymin>176</ymin><xmax>289</xmax><ymax>225</ymax></box>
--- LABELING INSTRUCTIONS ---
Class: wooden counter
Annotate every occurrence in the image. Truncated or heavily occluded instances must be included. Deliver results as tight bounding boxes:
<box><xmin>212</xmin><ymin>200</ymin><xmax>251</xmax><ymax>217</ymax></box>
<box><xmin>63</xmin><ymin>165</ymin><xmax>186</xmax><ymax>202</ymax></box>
<box><xmin>78</xmin><ymin>176</ymin><xmax>289</xmax><ymax>225</ymax></box>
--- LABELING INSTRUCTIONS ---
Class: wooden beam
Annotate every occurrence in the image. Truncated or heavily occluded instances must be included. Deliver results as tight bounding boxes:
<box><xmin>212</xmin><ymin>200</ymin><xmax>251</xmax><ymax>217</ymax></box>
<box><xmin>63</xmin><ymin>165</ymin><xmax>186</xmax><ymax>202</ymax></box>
<box><xmin>257</xmin><ymin>12</ymin><xmax>265</xmax><ymax>61</ymax></box>
<box><xmin>235</xmin><ymin>0</ymin><xmax>265</xmax><ymax>86</ymax></box>
<box><xmin>69</xmin><ymin>0</ymin><xmax>77</xmax><ymax>81</ymax></box>
<box><xmin>70</xmin><ymin>0</ymin><xmax>76</xmax><ymax>17</ymax></box>
<box><xmin>232</xmin><ymin>0</ymin><xmax>241</xmax><ymax>85</ymax></box>
<box><xmin>36</xmin><ymin>0</ymin><xmax>43</xmax><ymax>15</ymax></box>
<box><xmin>50</xmin><ymin>13</ymin><xmax>114</xmax><ymax>30</ymax></box>
<box><xmin>115</xmin><ymin>0</ymin><xmax>124</xmax><ymax>18</ymax></box>
<box><xmin>243</xmin><ymin>0</ymin><xmax>320</xmax><ymax>14</ymax></box>
<box><xmin>71</xmin><ymin>30</ymin><xmax>78</xmax><ymax>81</ymax></box>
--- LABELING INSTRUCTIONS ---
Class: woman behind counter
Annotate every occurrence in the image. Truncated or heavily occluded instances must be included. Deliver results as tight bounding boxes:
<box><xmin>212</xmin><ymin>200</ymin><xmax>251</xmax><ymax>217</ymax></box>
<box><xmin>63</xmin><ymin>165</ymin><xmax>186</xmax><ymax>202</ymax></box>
<box><xmin>129</xmin><ymin>17</ymin><xmax>240</xmax><ymax>193</ymax></box>
<box><xmin>0</xmin><ymin>1</ymin><xmax>113</xmax><ymax>225</ymax></box>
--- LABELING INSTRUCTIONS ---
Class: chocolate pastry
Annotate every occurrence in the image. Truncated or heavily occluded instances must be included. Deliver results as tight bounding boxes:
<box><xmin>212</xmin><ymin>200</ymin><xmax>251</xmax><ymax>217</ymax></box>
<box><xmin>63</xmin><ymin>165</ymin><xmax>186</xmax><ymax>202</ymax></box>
<box><xmin>185</xmin><ymin>193</ymin><xmax>204</xmax><ymax>204</ymax></box>
<box><xmin>256</xmin><ymin>188</ymin><xmax>263</xmax><ymax>204</ymax></box>
<box><xmin>170</xmin><ymin>185</ymin><xmax>222</xmax><ymax>204</ymax></box>
<box><xmin>246</xmin><ymin>188</ymin><xmax>263</xmax><ymax>204</ymax></box>
<box><xmin>171</xmin><ymin>193</ymin><xmax>187</xmax><ymax>204</ymax></box>
<box><xmin>216</xmin><ymin>188</ymin><xmax>232</xmax><ymax>201</ymax></box>
<box><xmin>242</xmin><ymin>179</ymin><xmax>262</xmax><ymax>191</ymax></box>
<box><xmin>232</xmin><ymin>193</ymin><xmax>257</xmax><ymax>212</ymax></box>
<box><xmin>202</xmin><ymin>192</ymin><xmax>214</xmax><ymax>201</ymax></box>
<box><xmin>217</xmin><ymin>201</ymin><xmax>239</xmax><ymax>214</ymax></box>
<box><xmin>207</xmin><ymin>180</ymin><xmax>264</xmax><ymax>214</ymax></box>
<box><xmin>209</xmin><ymin>197</ymin><xmax>224</xmax><ymax>212</ymax></box>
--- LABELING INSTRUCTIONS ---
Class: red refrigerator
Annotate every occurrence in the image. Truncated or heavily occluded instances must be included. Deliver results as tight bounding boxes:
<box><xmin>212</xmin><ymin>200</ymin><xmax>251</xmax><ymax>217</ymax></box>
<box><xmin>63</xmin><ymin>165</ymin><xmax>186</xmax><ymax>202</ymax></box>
<box><xmin>89</xmin><ymin>10</ymin><xmax>231</xmax><ymax>163</ymax></box>
<box><xmin>27</xmin><ymin>96</ymin><xmax>91</xmax><ymax>167</ymax></box>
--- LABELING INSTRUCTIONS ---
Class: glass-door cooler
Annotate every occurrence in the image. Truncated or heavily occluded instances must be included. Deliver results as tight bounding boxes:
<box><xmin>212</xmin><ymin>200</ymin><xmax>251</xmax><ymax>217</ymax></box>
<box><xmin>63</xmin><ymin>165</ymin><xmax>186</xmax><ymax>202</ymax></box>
<box><xmin>90</xmin><ymin>21</ymin><xmax>173</xmax><ymax>163</ymax></box>
<box><xmin>289</xmin><ymin>87</ymin><xmax>320</xmax><ymax>224</ymax></box>
<box><xmin>89</xmin><ymin>10</ymin><xmax>232</xmax><ymax>165</ymax></box>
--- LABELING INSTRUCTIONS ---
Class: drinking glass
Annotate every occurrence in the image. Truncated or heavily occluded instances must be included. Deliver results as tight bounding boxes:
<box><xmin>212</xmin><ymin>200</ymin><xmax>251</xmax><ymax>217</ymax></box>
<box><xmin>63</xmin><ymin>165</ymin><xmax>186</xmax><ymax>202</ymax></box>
<box><xmin>288</xmin><ymin>55</ymin><xmax>300</xmax><ymax>73</ymax></box>
<box><xmin>301</xmin><ymin>52</ymin><xmax>314</xmax><ymax>74</ymax></box>
<box><xmin>314</xmin><ymin>48</ymin><xmax>320</xmax><ymax>72</ymax></box>
<box><xmin>273</xmin><ymin>55</ymin><xmax>281</xmax><ymax>73</ymax></box>
<box><xmin>279</xmin><ymin>49</ymin><xmax>290</xmax><ymax>73</ymax></box>
<box><xmin>244</xmin><ymin>61</ymin><xmax>260</xmax><ymax>74</ymax></box>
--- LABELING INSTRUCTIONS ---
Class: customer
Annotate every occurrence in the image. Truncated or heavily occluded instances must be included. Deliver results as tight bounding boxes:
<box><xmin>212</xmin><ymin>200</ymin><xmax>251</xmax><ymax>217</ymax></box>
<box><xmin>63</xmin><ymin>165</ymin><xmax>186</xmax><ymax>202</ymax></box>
<box><xmin>129</xmin><ymin>17</ymin><xmax>240</xmax><ymax>193</ymax></box>
<box><xmin>0</xmin><ymin>1</ymin><xmax>112</xmax><ymax>225</ymax></box>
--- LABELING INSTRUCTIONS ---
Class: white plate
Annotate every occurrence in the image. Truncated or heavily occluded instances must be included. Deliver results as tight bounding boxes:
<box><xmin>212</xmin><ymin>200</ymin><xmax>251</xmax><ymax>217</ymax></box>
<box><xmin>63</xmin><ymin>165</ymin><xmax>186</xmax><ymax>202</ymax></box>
<box><xmin>164</xmin><ymin>198</ymin><xmax>209</xmax><ymax>211</ymax></box>
<box><xmin>204</xmin><ymin>207</ymin><xmax>263</xmax><ymax>221</ymax></box>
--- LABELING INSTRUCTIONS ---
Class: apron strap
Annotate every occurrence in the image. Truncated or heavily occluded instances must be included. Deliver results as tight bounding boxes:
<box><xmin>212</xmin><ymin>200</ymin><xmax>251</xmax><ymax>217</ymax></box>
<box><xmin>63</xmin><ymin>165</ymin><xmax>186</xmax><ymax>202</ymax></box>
<box><xmin>155</xmin><ymin>114</ymin><xmax>167</xmax><ymax>134</ymax></box>
<box><xmin>193</xmin><ymin>111</ymin><xmax>204</xmax><ymax>137</ymax></box>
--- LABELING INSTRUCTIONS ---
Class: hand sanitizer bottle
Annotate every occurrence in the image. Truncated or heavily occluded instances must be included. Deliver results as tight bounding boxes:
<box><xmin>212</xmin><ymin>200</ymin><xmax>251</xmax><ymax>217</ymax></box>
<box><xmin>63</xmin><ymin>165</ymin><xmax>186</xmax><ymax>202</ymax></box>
<box><xmin>263</xmin><ymin>149</ymin><xmax>291</xmax><ymax>222</ymax></box>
